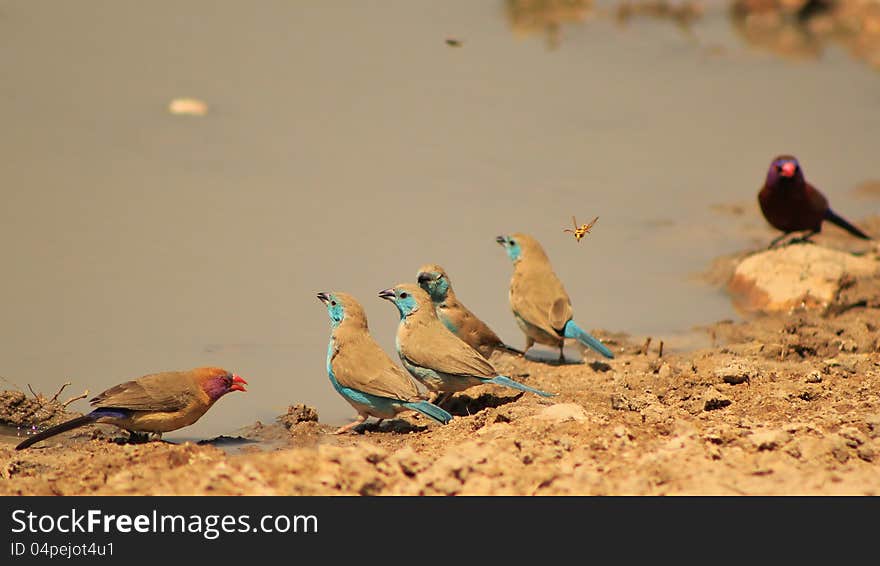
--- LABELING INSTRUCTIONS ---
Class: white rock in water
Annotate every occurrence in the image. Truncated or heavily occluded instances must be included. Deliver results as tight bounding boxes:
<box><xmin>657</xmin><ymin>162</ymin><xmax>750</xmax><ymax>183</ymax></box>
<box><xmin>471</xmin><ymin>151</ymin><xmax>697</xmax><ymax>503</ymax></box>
<box><xmin>168</xmin><ymin>98</ymin><xmax>208</xmax><ymax>116</ymax></box>
<box><xmin>727</xmin><ymin>245</ymin><xmax>879</xmax><ymax>313</ymax></box>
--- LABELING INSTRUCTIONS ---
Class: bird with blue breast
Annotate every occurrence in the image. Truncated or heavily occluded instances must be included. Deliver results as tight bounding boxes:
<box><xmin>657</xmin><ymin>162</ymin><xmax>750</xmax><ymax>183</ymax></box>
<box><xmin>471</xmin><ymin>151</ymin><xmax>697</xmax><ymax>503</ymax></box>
<box><xmin>496</xmin><ymin>232</ymin><xmax>615</xmax><ymax>363</ymax></box>
<box><xmin>416</xmin><ymin>263</ymin><xmax>524</xmax><ymax>360</ymax></box>
<box><xmin>317</xmin><ymin>291</ymin><xmax>452</xmax><ymax>434</ymax></box>
<box><xmin>379</xmin><ymin>283</ymin><xmax>555</xmax><ymax>407</ymax></box>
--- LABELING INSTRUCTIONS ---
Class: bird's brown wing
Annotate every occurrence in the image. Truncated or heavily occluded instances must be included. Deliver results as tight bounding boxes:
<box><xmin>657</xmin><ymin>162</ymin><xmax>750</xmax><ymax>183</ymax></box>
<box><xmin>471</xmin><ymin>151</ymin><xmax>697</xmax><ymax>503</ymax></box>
<box><xmin>444</xmin><ymin>299</ymin><xmax>504</xmax><ymax>351</ymax></box>
<box><xmin>403</xmin><ymin>320</ymin><xmax>497</xmax><ymax>379</ymax></box>
<box><xmin>331</xmin><ymin>332</ymin><xmax>421</xmax><ymax>401</ymax></box>
<box><xmin>90</xmin><ymin>371</ymin><xmax>199</xmax><ymax>412</ymax></box>
<box><xmin>511</xmin><ymin>268</ymin><xmax>572</xmax><ymax>335</ymax></box>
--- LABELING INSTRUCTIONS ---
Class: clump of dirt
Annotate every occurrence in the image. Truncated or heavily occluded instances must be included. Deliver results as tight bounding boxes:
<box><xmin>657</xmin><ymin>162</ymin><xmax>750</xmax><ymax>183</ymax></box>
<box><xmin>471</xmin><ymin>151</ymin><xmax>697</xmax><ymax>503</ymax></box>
<box><xmin>277</xmin><ymin>404</ymin><xmax>320</xmax><ymax>429</ymax></box>
<box><xmin>0</xmin><ymin>383</ymin><xmax>88</xmax><ymax>429</ymax></box>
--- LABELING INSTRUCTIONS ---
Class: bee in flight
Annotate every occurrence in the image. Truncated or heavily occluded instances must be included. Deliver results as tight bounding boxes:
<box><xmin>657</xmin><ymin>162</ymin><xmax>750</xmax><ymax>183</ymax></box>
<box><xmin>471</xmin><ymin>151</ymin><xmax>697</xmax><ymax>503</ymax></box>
<box><xmin>563</xmin><ymin>215</ymin><xmax>599</xmax><ymax>243</ymax></box>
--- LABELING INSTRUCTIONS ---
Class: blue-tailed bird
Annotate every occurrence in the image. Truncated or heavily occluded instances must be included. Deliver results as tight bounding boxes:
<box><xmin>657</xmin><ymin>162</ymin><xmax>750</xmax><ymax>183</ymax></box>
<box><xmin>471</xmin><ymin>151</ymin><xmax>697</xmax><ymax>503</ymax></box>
<box><xmin>16</xmin><ymin>367</ymin><xmax>247</xmax><ymax>450</ymax></box>
<box><xmin>416</xmin><ymin>263</ymin><xmax>524</xmax><ymax>359</ymax></box>
<box><xmin>318</xmin><ymin>291</ymin><xmax>452</xmax><ymax>434</ymax></box>
<box><xmin>378</xmin><ymin>283</ymin><xmax>555</xmax><ymax>406</ymax></box>
<box><xmin>496</xmin><ymin>233</ymin><xmax>614</xmax><ymax>363</ymax></box>
<box><xmin>758</xmin><ymin>155</ymin><xmax>872</xmax><ymax>247</ymax></box>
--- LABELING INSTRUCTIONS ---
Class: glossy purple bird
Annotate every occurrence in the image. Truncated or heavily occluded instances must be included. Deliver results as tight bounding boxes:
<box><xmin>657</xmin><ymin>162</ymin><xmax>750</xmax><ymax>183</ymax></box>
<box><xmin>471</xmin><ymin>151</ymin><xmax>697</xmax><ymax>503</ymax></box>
<box><xmin>758</xmin><ymin>155</ymin><xmax>871</xmax><ymax>247</ymax></box>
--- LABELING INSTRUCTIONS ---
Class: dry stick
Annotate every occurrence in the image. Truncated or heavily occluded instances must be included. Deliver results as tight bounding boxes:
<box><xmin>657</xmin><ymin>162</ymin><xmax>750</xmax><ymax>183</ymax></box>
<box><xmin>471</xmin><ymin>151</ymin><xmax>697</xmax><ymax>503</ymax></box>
<box><xmin>61</xmin><ymin>390</ymin><xmax>89</xmax><ymax>408</ymax></box>
<box><xmin>49</xmin><ymin>382</ymin><xmax>71</xmax><ymax>404</ymax></box>
<box><xmin>27</xmin><ymin>384</ymin><xmax>39</xmax><ymax>399</ymax></box>
<box><xmin>642</xmin><ymin>337</ymin><xmax>652</xmax><ymax>355</ymax></box>
<box><xmin>658</xmin><ymin>340</ymin><xmax>664</xmax><ymax>358</ymax></box>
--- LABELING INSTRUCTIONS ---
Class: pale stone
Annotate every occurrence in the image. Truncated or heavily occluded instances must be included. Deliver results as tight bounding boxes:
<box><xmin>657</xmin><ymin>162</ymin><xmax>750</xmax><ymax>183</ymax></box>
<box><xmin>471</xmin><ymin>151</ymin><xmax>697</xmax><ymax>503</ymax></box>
<box><xmin>727</xmin><ymin>245</ymin><xmax>880</xmax><ymax>313</ymax></box>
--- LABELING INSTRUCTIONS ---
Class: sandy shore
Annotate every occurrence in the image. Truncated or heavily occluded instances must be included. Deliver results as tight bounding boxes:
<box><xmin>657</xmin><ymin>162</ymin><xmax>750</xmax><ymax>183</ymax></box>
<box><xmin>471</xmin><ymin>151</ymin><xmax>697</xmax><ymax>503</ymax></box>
<box><xmin>2</xmin><ymin>221</ymin><xmax>879</xmax><ymax>495</ymax></box>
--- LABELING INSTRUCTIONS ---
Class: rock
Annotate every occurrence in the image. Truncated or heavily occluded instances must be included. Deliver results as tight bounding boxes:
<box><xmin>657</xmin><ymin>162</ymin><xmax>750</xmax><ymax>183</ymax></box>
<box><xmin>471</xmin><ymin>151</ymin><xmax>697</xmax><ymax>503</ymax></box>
<box><xmin>857</xmin><ymin>446</ymin><xmax>875</xmax><ymax>463</ymax></box>
<box><xmin>838</xmin><ymin>427</ymin><xmax>865</xmax><ymax>448</ymax></box>
<box><xmin>610</xmin><ymin>393</ymin><xmax>647</xmax><ymax>412</ymax></box>
<box><xmin>536</xmin><ymin>403</ymin><xmax>588</xmax><ymax>423</ymax></box>
<box><xmin>277</xmin><ymin>404</ymin><xmax>319</xmax><ymax>430</ymax></box>
<box><xmin>749</xmin><ymin>430</ymin><xmax>791</xmax><ymax>451</ymax></box>
<box><xmin>727</xmin><ymin>245</ymin><xmax>880</xmax><ymax>313</ymax></box>
<box><xmin>168</xmin><ymin>97</ymin><xmax>208</xmax><ymax>116</ymax></box>
<box><xmin>823</xmin><ymin>357</ymin><xmax>856</xmax><ymax>374</ymax></box>
<box><xmin>703</xmin><ymin>387</ymin><xmax>732</xmax><ymax>411</ymax></box>
<box><xmin>805</xmin><ymin>371</ymin><xmax>823</xmax><ymax>383</ymax></box>
<box><xmin>714</xmin><ymin>361</ymin><xmax>756</xmax><ymax>385</ymax></box>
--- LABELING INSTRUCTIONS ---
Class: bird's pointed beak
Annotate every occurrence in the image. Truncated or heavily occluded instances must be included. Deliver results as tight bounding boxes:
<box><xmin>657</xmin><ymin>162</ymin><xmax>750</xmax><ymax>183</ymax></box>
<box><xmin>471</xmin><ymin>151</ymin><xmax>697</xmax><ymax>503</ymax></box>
<box><xmin>378</xmin><ymin>288</ymin><xmax>395</xmax><ymax>301</ymax></box>
<box><xmin>230</xmin><ymin>374</ymin><xmax>247</xmax><ymax>392</ymax></box>
<box><xmin>496</xmin><ymin>235</ymin><xmax>507</xmax><ymax>245</ymax></box>
<box><xmin>416</xmin><ymin>272</ymin><xmax>432</xmax><ymax>284</ymax></box>
<box><xmin>317</xmin><ymin>292</ymin><xmax>330</xmax><ymax>305</ymax></box>
<box><xmin>780</xmin><ymin>162</ymin><xmax>796</xmax><ymax>177</ymax></box>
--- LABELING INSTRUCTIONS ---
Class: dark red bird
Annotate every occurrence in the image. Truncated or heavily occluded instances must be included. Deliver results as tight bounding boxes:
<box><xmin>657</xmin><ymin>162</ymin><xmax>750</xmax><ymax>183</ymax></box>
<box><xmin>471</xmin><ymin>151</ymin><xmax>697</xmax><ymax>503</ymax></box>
<box><xmin>758</xmin><ymin>155</ymin><xmax>871</xmax><ymax>247</ymax></box>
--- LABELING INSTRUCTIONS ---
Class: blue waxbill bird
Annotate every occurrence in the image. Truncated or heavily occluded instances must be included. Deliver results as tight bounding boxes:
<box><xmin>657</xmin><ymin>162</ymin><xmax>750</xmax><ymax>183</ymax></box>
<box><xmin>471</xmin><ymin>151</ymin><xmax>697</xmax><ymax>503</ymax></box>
<box><xmin>378</xmin><ymin>283</ymin><xmax>555</xmax><ymax>406</ymax></box>
<box><xmin>417</xmin><ymin>263</ymin><xmax>524</xmax><ymax>359</ymax></box>
<box><xmin>318</xmin><ymin>291</ymin><xmax>452</xmax><ymax>434</ymax></box>
<box><xmin>496</xmin><ymin>233</ymin><xmax>614</xmax><ymax>363</ymax></box>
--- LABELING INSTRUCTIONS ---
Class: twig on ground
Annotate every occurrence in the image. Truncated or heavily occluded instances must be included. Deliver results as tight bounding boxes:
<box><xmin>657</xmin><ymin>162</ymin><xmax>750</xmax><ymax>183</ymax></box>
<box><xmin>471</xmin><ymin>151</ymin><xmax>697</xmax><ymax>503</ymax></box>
<box><xmin>49</xmin><ymin>382</ymin><xmax>71</xmax><ymax>404</ymax></box>
<box><xmin>61</xmin><ymin>390</ymin><xmax>89</xmax><ymax>408</ymax></box>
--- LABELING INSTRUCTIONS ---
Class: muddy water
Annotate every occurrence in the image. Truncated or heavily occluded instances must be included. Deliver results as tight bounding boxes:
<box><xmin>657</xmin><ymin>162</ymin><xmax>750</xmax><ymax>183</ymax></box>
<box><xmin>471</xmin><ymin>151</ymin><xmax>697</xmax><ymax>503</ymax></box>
<box><xmin>1</xmin><ymin>1</ymin><xmax>878</xmax><ymax>438</ymax></box>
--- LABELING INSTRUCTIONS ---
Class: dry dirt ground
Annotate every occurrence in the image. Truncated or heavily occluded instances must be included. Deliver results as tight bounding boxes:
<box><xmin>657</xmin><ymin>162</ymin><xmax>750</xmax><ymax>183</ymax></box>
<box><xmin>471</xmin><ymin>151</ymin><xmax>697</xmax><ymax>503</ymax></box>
<box><xmin>1</xmin><ymin>218</ymin><xmax>879</xmax><ymax>496</ymax></box>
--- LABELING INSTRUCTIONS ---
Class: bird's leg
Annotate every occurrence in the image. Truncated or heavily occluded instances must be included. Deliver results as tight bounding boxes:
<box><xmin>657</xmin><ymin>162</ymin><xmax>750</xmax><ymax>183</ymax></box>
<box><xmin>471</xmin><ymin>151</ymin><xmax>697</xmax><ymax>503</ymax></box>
<box><xmin>435</xmin><ymin>392</ymin><xmax>453</xmax><ymax>407</ymax></box>
<box><xmin>126</xmin><ymin>431</ymin><xmax>151</xmax><ymax>444</ymax></box>
<box><xmin>524</xmin><ymin>337</ymin><xmax>535</xmax><ymax>355</ymax></box>
<box><xmin>791</xmin><ymin>229</ymin><xmax>819</xmax><ymax>244</ymax></box>
<box><xmin>558</xmin><ymin>344</ymin><xmax>566</xmax><ymax>364</ymax></box>
<box><xmin>767</xmin><ymin>233</ymin><xmax>789</xmax><ymax>249</ymax></box>
<box><xmin>333</xmin><ymin>415</ymin><xmax>367</xmax><ymax>435</ymax></box>
<box><xmin>148</xmin><ymin>432</ymin><xmax>165</xmax><ymax>442</ymax></box>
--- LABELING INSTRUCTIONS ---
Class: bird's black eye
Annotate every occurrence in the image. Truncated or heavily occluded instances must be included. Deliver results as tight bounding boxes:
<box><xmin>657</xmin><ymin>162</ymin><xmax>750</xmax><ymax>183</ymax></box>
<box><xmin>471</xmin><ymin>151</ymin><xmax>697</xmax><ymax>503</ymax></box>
<box><xmin>330</xmin><ymin>300</ymin><xmax>337</xmax><ymax>306</ymax></box>
<box><xmin>400</xmin><ymin>292</ymin><xmax>409</xmax><ymax>299</ymax></box>
<box><xmin>510</xmin><ymin>240</ymin><xmax>516</xmax><ymax>246</ymax></box>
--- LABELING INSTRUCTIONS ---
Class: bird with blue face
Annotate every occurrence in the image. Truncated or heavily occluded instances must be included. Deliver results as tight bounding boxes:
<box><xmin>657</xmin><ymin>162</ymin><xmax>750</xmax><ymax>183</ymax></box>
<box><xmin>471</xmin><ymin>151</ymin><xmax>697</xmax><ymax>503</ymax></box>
<box><xmin>317</xmin><ymin>291</ymin><xmax>452</xmax><ymax>434</ymax></box>
<box><xmin>496</xmin><ymin>233</ymin><xmax>614</xmax><ymax>363</ymax></box>
<box><xmin>416</xmin><ymin>263</ymin><xmax>524</xmax><ymax>360</ymax></box>
<box><xmin>378</xmin><ymin>283</ymin><xmax>555</xmax><ymax>406</ymax></box>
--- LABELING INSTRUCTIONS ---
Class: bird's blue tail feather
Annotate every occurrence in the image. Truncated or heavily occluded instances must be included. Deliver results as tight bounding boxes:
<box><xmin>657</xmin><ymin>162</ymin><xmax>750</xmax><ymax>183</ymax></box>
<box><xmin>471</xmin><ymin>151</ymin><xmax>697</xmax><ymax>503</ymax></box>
<box><xmin>489</xmin><ymin>375</ymin><xmax>555</xmax><ymax>398</ymax></box>
<box><xmin>563</xmin><ymin>320</ymin><xmax>614</xmax><ymax>358</ymax></box>
<box><xmin>403</xmin><ymin>401</ymin><xmax>452</xmax><ymax>425</ymax></box>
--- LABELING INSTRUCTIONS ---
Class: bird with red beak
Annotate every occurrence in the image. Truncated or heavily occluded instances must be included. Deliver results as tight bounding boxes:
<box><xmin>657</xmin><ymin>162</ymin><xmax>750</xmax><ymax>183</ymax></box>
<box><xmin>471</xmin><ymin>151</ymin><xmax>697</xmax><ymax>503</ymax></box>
<box><xmin>16</xmin><ymin>367</ymin><xmax>248</xmax><ymax>450</ymax></box>
<box><xmin>758</xmin><ymin>154</ymin><xmax>872</xmax><ymax>247</ymax></box>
